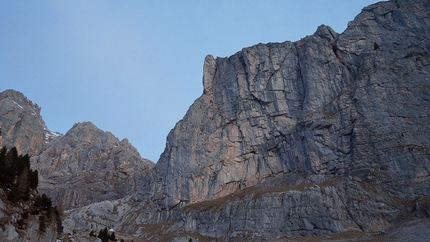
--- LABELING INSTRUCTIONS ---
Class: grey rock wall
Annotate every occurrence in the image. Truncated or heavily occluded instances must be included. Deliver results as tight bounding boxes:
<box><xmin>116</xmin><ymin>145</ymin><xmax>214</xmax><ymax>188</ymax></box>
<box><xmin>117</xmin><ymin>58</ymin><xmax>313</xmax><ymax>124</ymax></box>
<box><xmin>115</xmin><ymin>0</ymin><xmax>430</xmax><ymax>239</ymax></box>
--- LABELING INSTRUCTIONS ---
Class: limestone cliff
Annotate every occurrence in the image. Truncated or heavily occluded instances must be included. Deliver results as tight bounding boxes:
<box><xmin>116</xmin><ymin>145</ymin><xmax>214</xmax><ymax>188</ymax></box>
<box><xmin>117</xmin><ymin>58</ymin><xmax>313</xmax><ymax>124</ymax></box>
<box><xmin>104</xmin><ymin>0</ymin><xmax>429</xmax><ymax>240</ymax></box>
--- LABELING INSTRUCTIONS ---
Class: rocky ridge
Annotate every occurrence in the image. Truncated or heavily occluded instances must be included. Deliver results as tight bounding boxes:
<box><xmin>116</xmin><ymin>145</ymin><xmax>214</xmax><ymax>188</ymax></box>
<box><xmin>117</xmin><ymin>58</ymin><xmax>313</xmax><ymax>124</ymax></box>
<box><xmin>32</xmin><ymin>121</ymin><xmax>155</xmax><ymax>210</ymax></box>
<box><xmin>64</xmin><ymin>0</ymin><xmax>430</xmax><ymax>240</ymax></box>
<box><xmin>0</xmin><ymin>90</ymin><xmax>155</xmax><ymax>212</ymax></box>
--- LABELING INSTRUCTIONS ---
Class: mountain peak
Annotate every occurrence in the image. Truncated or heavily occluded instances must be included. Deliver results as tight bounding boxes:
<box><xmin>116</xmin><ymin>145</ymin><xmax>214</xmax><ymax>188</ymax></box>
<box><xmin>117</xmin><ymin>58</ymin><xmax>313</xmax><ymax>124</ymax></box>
<box><xmin>32</xmin><ymin>119</ymin><xmax>155</xmax><ymax>209</ymax></box>
<box><xmin>0</xmin><ymin>89</ymin><xmax>42</xmax><ymax>118</ymax></box>
<box><xmin>0</xmin><ymin>89</ymin><xmax>47</xmax><ymax>156</ymax></box>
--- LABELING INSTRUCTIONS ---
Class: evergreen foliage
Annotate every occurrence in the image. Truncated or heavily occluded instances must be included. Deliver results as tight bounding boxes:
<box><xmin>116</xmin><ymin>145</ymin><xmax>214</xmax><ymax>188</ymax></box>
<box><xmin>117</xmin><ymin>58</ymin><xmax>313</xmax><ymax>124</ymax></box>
<box><xmin>54</xmin><ymin>207</ymin><xmax>64</xmax><ymax>234</ymax></box>
<box><xmin>109</xmin><ymin>231</ymin><xmax>116</xmax><ymax>241</ymax></box>
<box><xmin>34</xmin><ymin>193</ymin><xmax>52</xmax><ymax>211</ymax></box>
<box><xmin>28</xmin><ymin>169</ymin><xmax>38</xmax><ymax>189</ymax></box>
<box><xmin>374</xmin><ymin>42</ymin><xmax>380</xmax><ymax>50</ymax></box>
<box><xmin>98</xmin><ymin>227</ymin><xmax>109</xmax><ymax>242</ymax></box>
<box><xmin>0</xmin><ymin>146</ymin><xmax>63</xmax><ymax>235</ymax></box>
<box><xmin>96</xmin><ymin>227</ymin><xmax>118</xmax><ymax>242</ymax></box>
<box><xmin>38</xmin><ymin>215</ymin><xmax>46</xmax><ymax>232</ymax></box>
<box><xmin>0</xmin><ymin>146</ymin><xmax>39</xmax><ymax>201</ymax></box>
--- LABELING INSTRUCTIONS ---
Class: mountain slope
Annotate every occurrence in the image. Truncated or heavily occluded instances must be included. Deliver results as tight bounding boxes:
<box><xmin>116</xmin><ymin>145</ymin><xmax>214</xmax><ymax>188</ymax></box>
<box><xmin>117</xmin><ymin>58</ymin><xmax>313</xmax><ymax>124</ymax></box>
<box><xmin>0</xmin><ymin>147</ymin><xmax>60</xmax><ymax>242</ymax></box>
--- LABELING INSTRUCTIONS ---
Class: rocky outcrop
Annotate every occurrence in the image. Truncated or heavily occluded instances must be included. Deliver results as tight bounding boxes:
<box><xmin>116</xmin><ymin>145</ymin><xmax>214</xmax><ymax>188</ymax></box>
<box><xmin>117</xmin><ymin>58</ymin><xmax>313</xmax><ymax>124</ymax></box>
<box><xmin>0</xmin><ymin>188</ymin><xmax>59</xmax><ymax>242</ymax></box>
<box><xmin>178</xmin><ymin>175</ymin><xmax>404</xmax><ymax>240</ymax></box>
<box><xmin>31</xmin><ymin>122</ymin><xmax>155</xmax><ymax>210</ymax></box>
<box><xmin>0</xmin><ymin>90</ymin><xmax>50</xmax><ymax>157</ymax></box>
<box><xmin>89</xmin><ymin>0</ymin><xmax>429</xmax><ymax>240</ymax></box>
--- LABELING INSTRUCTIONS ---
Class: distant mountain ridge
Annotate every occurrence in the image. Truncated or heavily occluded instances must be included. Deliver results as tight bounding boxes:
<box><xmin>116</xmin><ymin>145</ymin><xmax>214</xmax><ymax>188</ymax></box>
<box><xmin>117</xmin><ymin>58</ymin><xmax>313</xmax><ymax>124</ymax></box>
<box><xmin>0</xmin><ymin>89</ymin><xmax>155</xmax><ymax>211</ymax></box>
<box><xmin>32</xmin><ymin>121</ymin><xmax>154</xmax><ymax>210</ymax></box>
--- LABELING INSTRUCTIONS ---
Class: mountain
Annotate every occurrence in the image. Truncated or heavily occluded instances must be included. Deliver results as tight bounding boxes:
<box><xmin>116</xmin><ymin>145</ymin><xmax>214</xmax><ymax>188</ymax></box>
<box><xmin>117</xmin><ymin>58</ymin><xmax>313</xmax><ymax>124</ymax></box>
<box><xmin>31</xmin><ymin>122</ymin><xmax>155</xmax><ymax>210</ymax></box>
<box><xmin>2</xmin><ymin>0</ymin><xmax>430</xmax><ymax>241</ymax></box>
<box><xmin>0</xmin><ymin>90</ymin><xmax>48</xmax><ymax>157</ymax></box>
<box><xmin>64</xmin><ymin>0</ymin><xmax>430</xmax><ymax>241</ymax></box>
<box><xmin>0</xmin><ymin>90</ymin><xmax>155</xmax><ymax>212</ymax></box>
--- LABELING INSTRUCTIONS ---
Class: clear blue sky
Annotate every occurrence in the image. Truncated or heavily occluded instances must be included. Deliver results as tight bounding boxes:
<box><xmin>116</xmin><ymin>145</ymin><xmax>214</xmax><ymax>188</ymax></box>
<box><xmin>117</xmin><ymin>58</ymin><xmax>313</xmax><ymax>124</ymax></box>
<box><xmin>0</xmin><ymin>1</ymin><xmax>378</xmax><ymax>162</ymax></box>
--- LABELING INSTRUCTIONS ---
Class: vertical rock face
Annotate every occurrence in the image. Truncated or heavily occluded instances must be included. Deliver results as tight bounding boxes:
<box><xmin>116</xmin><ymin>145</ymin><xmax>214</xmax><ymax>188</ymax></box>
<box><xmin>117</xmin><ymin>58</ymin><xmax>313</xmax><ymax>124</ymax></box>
<box><xmin>31</xmin><ymin>121</ymin><xmax>155</xmax><ymax>210</ymax></box>
<box><xmin>0</xmin><ymin>90</ymin><xmax>48</xmax><ymax>157</ymax></box>
<box><xmin>142</xmin><ymin>0</ymin><xmax>429</xmax><ymax>205</ymax></box>
<box><xmin>110</xmin><ymin>0</ymin><xmax>429</xmax><ymax>239</ymax></box>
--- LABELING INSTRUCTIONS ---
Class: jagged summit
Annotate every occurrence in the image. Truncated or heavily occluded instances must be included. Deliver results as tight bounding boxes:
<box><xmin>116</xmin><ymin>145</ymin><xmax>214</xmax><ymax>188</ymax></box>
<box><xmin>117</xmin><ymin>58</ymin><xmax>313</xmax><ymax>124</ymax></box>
<box><xmin>0</xmin><ymin>89</ymin><xmax>41</xmax><ymax>113</ymax></box>
<box><xmin>63</xmin><ymin>121</ymin><xmax>119</xmax><ymax>148</ymax></box>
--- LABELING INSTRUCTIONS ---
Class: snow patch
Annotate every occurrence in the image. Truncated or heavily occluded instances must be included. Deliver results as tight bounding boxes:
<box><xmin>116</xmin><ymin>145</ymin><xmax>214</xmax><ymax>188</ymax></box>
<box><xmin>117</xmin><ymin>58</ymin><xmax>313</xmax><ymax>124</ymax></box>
<box><xmin>45</xmin><ymin>128</ymin><xmax>63</xmax><ymax>143</ymax></box>
<box><xmin>12</xmin><ymin>101</ymin><xmax>24</xmax><ymax>110</ymax></box>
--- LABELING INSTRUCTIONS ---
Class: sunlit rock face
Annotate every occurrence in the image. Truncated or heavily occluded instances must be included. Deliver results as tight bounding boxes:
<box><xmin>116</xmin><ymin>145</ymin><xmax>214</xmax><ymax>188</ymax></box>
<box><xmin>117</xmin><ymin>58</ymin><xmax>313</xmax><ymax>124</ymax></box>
<box><xmin>113</xmin><ymin>0</ymin><xmax>430</xmax><ymax>239</ymax></box>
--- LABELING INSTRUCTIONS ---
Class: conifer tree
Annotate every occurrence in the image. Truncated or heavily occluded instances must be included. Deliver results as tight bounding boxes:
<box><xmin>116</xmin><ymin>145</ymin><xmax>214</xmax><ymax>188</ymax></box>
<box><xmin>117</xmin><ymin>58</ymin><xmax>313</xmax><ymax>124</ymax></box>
<box><xmin>39</xmin><ymin>215</ymin><xmax>46</xmax><ymax>232</ymax></box>
<box><xmin>0</xmin><ymin>146</ymin><xmax>6</xmax><ymax>183</ymax></box>
<box><xmin>34</xmin><ymin>193</ymin><xmax>52</xmax><ymax>211</ymax></box>
<box><xmin>28</xmin><ymin>169</ymin><xmax>38</xmax><ymax>190</ymax></box>
<box><xmin>3</xmin><ymin>147</ymin><xmax>18</xmax><ymax>186</ymax></box>
<box><xmin>98</xmin><ymin>227</ymin><xmax>109</xmax><ymax>242</ymax></box>
<box><xmin>16</xmin><ymin>167</ymin><xmax>30</xmax><ymax>201</ymax></box>
<box><xmin>109</xmin><ymin>231</ymin><xmax>116</xmax><ymax>241</ymax></box>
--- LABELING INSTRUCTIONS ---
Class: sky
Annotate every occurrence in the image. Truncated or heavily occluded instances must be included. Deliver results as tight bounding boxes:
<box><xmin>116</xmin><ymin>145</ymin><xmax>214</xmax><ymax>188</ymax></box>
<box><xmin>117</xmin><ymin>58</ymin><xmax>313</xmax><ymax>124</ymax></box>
<box><xmin>0</xmin><ymin>0</ymin><xmax>378</xmax><ymax>162</ymax></box>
